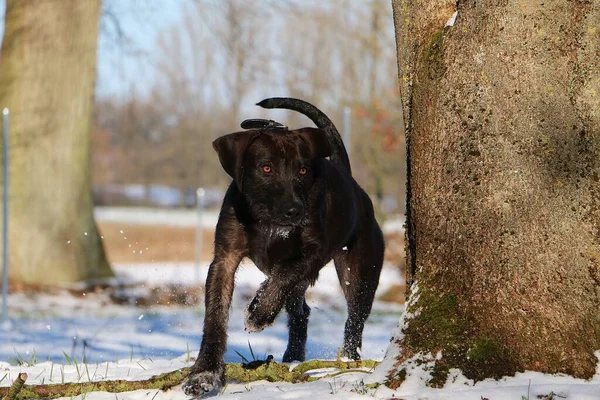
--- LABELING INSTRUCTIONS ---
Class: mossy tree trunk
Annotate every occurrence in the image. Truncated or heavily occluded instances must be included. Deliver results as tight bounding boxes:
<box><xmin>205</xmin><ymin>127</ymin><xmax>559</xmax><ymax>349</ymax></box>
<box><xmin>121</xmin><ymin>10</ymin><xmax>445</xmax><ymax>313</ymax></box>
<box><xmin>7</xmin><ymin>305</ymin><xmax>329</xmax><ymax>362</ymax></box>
<box><xmin>0</xmin><ymin>0</ymin><xmax>113</xmax><ymax>284</ymax></box>
<box><xmin>386</xmin><ymin>0</ymin><xmax>600</xmax><ymax>386</ymax></box>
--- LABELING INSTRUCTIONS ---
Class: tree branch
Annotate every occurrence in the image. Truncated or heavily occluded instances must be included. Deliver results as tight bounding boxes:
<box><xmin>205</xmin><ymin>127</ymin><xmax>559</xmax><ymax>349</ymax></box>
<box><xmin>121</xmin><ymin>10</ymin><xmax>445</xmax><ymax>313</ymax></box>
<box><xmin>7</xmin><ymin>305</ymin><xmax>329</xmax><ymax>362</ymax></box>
<box><xmin>0</xmin><ymin>360</ymin><xmax>380</xmax><ymax>399</ymax></box>
<box><xmin>2</xmin><ymin>372</ymin><xmax>27</xmax><ymax>400</ymax></box>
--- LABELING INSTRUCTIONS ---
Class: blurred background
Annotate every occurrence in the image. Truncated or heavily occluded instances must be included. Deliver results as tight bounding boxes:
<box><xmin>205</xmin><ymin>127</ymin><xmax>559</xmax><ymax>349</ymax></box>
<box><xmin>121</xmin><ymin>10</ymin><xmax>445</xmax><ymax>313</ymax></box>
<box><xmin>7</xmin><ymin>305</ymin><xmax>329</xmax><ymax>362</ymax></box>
<box><xmin>46</xmin><ymin>0</ymin><xmax>405</xmax><ymax>267</ymax></box>
<box><xmin>0</xmin><ymin>0</ymin><xmax>406</xmax><ymax>364</ymax></box>
<box><xmin>91</xmin><ymin>0</ymin><xmax>405</xmax><ymax>212</ymax></box>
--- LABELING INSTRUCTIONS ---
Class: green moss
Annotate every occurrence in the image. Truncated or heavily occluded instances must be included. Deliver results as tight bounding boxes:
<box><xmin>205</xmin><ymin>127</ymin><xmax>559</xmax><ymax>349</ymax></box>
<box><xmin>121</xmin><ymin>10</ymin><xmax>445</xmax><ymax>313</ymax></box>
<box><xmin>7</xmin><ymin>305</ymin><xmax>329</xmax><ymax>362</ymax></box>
<box><xmin>1</xmin><ymin>360</ymin><xmax>382</xmax><ymax>399</ymax></box>
<box><xmin>422</xmin><ymin>28</ymin><xmax>447</xmax><ymax>80</ymax></box>
<box><xmin>226</xmin><ymin>362</ymin><xmax>299</xmax><ymax>383</ymax></box>
<box><xmin>401</xmin><ymin>287</ymin><xmax>518</xmax><ymax>385</ymax></box>
<box><xmin>467</xmin><ymin>338</ymin><xmax>504</xmax><ymax>361</ymax></box>
<box><xmin>364</xmin><ymin>382</ymin><xmax>381</xmax><ymax>389</ymax></box>
<box><xmin>386</xmin><ymin>368</ymin><xmax>407</xmax><ymax>390</ymax></box>
<box><xmin>1</xmin><ymin>368</ymin><xmax>192</xmax><ymax>399</ymax></box>
<box><xmin>429</xmin><ymin>362</ymin><xmax>450</xmax><ymax>388</ymax></box>
<box><xmin>407</xmin><ymin>292</ymin><xmax>463</xmax><ymax>386</ymax></box>
<box><xmin>406</xmin><ymin>293</ymin><xmax>462</xmax><ymax>350</ymax></box>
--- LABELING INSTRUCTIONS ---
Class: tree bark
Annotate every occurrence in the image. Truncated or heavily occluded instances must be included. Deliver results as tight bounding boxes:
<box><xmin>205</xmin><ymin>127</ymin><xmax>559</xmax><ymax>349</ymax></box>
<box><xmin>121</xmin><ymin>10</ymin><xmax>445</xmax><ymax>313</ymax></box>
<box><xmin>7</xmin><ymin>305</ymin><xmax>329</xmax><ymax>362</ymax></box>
<box><xmin>388</xmin><ymin>0</ymin><xmax>600</xmax><ymax>386</ymax></box>
<box><xmin>0</xmin><ymin>0</ymin><xmax>113</xmax><ymax>284</ymax></box>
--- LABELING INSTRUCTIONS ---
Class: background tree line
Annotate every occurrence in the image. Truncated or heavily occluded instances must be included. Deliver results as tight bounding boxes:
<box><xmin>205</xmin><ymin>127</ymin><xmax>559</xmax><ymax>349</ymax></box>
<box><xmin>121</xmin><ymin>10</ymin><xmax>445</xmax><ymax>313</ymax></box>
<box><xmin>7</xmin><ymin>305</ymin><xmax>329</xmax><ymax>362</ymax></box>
<box><xmin>93</xmin><ymin>0</ymin><xmax>406</xmax><ymax>215</ymax></box>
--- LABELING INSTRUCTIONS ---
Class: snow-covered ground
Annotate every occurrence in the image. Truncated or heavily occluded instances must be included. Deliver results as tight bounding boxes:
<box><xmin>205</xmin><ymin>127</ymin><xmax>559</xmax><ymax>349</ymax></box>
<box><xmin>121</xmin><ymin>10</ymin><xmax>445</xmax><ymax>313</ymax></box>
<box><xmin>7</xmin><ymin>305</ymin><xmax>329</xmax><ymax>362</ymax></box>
<box><xmin>0</xmin><ymin>262</ymin><xmax>400</xmax><ymax>365</ymax></box>
<box><xmin>1</xmin><ymin>261</ymin><xmax>404</xmax><ymax>398</ymax></box>
<box><xmin>2</xmin><ymin>208</ymin><xmax>599</xmax><ymax>398</ymax></box>
<box><xmin>2</xmin><ymin>262</ymin><xmax>600</xmax><ymax>399</ymax></box>
<box><xmin>94</xmin><ymin>207</ymin><xmax>220</xmax><ymax>228</ymax></box>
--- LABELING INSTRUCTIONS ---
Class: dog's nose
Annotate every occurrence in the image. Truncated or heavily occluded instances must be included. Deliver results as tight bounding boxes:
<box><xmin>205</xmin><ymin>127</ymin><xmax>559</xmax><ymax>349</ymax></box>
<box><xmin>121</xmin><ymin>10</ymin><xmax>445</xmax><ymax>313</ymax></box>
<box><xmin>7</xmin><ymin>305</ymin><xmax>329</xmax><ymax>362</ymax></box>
<box><xmin>281</xmin><ymin>203</ymin><xmax>303</xmax><ymax>222</ymax></box>
<box><xmin>285</xmin><ymin>206</ymin><xmax>301</xmax><ymax>219</ymax></box>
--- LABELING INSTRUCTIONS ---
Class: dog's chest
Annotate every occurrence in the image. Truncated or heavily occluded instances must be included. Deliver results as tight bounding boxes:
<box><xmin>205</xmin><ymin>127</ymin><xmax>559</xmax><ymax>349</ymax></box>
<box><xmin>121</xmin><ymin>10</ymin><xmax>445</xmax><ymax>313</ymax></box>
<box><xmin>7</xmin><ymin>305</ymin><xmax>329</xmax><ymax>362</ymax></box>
<box><xmin>248</xmin><ymin>227</ymin><xmax>303</xmax><ymax>274</ymax></box>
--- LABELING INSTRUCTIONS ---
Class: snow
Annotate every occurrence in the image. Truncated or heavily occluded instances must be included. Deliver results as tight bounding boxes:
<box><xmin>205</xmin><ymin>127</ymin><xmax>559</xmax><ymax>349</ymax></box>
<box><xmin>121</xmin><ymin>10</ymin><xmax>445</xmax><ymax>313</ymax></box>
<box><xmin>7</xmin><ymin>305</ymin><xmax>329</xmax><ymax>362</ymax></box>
<box><xmin>3</xmin><ymin>265</ymin><xmax>600</xmax><ymax>399</ymax></box>
<box><xmin>445</xmin><ymin>10</ymin><xmax>458</xmax><ymax>27</ymax></box>
<box><xmin>94</xmin><ymin>207</ymin><xmax>220</xmax><ymax>228</ymax></box>
<box><xmin>3</xmin><ymin>209</ymin><xmax>600</xmax><ymax>399</ymax></box>
<box><xmin>3</xmin><ymin>356</ymin><xmax>600</xmax><ymax>400</ymax></box>
<box><xmin>94</xmin><ymin>206</ymin><xmax>405</xmax><ymax>234</ymax></box>
<box><xmin>270</xmin><ymin>226</ymin><xmax>292</xmax><ymax>239</ymax></box>
<box><xmin>1</xmin><ymin>261</ymin><xmax>402</xmax><ymax>398</ymax></box>
<box><xmin>371</xmin><ymin>364</ymin><xmax>600</xmax><ymax>400</ymax></box>
<box><xmin>1</xmin><ymin>262</ymin><xmax>400</xmax><ymax>364</ymax></box>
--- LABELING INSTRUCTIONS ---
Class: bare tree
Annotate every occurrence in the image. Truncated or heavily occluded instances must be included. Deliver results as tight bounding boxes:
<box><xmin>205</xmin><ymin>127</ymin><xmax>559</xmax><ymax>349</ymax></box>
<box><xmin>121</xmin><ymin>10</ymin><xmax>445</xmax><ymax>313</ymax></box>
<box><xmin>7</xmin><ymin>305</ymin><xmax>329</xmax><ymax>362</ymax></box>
<box><xmin>0</xmin><ymin>0</ymin><xmax>113</xmax><ymax>284</ymax></box>
<box><xmin>96</xmin><ymin>0</ymin><xmax>406</xmax><ymax>215</ymax></box>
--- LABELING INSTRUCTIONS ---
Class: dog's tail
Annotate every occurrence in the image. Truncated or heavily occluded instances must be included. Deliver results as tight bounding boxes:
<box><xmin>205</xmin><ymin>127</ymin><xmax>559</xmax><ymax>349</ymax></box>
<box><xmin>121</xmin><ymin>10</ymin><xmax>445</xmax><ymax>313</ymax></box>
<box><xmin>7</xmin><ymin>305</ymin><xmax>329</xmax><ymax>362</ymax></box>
<box><xmin>257</xmin><ymin>97</ymin><xmax>351</xmax><ymax>175</ymax></box>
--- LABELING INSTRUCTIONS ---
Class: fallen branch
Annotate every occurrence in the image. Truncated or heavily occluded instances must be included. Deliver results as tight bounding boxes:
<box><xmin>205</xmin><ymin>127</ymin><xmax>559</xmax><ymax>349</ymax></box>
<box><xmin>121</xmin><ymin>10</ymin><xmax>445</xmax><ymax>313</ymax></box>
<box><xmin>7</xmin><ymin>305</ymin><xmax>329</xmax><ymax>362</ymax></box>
<box><xmin>0</xmin><ymin>359</ymin><xmax>379</xmax><ymax>399</ymax></box>
<box><xmin>2</xmin><ymin>372</ymin><xmax>27</xmax><ymax>400</ymax></box>
<box><xmin>0</xmin><ymin>368</ymin><xmax>188</xmax><ymax>400</ymax></box>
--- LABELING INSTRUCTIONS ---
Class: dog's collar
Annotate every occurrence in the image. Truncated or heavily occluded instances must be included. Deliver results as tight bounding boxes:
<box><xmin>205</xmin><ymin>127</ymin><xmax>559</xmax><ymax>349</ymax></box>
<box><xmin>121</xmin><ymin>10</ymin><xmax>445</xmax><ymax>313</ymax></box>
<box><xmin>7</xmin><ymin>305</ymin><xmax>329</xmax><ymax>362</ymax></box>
<box><xmin>240</xmin><ymin>119</ymin><xmax>288</xmax><ymax>131</ymax></box>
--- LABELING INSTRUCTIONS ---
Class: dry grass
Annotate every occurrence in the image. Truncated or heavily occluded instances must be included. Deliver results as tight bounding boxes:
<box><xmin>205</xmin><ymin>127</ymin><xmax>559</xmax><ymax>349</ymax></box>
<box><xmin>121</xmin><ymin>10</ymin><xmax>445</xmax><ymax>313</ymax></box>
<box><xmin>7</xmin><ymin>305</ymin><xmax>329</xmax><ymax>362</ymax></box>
<box><xmin>99</xmin><ymin>222</ymin><xmax>407</xmax><ymax>301</ymax></box>
<box><xmin>98</xmin><ymin>223</ymin><xmax>215</xmax><ymax>263</ymax></box>
<box><xmin>100</xmin><ymin>222</ymin><xmax>406</xmax><ymax>265</ymax></box>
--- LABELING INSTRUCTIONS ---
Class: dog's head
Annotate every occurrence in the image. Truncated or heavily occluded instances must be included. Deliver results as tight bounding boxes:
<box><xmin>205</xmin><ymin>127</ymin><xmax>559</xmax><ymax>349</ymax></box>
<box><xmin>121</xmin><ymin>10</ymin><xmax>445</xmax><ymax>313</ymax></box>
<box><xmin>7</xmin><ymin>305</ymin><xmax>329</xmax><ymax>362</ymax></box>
<box><xmin>213</xmin><ymin>128</ymin><xmax>331</xmax><ymax>227</ymax></box>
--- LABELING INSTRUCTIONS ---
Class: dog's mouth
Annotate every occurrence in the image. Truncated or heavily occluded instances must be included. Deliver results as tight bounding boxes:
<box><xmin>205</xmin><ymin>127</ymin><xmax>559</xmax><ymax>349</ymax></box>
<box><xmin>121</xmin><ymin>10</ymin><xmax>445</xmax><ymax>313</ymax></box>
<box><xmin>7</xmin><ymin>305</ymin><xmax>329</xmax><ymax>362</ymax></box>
<box><xmin>271</xmin><ymin>219</ymin><xmax>303</xmax><ymax>229</ymax></box>
<box><xmin>269</xmin><ymin>224</ymin><xmax>294</xmax><ymax>239</ymax></box>
<box><xmin>273</xmin><ymin>215</ymin><xmax>307</xmax><ymax>228</ymax></box>
<box><xmin>266</xmin><ymin>218</ymin><xmax>306</xmax><ymax>238</ymax></box>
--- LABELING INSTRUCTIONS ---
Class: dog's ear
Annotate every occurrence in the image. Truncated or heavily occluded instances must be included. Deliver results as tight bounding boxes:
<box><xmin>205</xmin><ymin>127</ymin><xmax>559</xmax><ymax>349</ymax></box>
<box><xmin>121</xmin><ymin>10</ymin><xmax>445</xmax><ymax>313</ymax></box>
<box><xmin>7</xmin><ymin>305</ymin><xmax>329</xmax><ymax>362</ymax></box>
<box><xmin>297</xmin><ymin>128</ymin><xmax>332</xmax><ymax>159</ymax></box>
<box><xmin>212</xmin><ymin>130</ymin><xmax>261</xmax><ymax>185</ymax></box>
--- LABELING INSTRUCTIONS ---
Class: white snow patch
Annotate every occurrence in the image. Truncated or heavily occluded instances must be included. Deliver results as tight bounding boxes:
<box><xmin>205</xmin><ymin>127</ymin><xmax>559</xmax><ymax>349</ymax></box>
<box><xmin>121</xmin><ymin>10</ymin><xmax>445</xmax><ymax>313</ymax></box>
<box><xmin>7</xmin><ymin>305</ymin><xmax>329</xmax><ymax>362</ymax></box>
<box><xmin>94</xmin><ymin>206</ymin><xmax>219</xmax><ymax>228</ymax></box>
<box><xmin>382</xmin><ymin>217</ymin><xmax>404</xmax><ymax>234</ymax></box>
<box><xmin>445</xmin><ymin>10</ymin><xmax>458</xmax><ymax>27</ymax></box>
<box><xmin>3</xmin><ymin>255</ymin><xmax>598</xmax><ymax>399</ymax></box>
<box><xmin>368</xmin><ymin>282</ymin><xmax>423</xmax><ymax>383</ymax></box>
<box><xmin>1</xmin><ymin>261</ymin><xmax>402</xmax><ymax>376</ymax></box>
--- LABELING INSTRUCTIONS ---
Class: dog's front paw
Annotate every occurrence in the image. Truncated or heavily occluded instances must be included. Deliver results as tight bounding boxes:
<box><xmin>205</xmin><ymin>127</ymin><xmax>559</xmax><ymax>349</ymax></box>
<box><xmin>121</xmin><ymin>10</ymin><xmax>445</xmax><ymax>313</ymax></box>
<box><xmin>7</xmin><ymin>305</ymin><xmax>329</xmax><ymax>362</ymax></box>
<box><xmin>244</xmin><ymin>296</ymin><xmax>277</xmax><ymax>332</ymax></box>
<box><xmin>182</xmin><ymin>369</ymin><xmax>222</xmax><ymax>398</ymax></box>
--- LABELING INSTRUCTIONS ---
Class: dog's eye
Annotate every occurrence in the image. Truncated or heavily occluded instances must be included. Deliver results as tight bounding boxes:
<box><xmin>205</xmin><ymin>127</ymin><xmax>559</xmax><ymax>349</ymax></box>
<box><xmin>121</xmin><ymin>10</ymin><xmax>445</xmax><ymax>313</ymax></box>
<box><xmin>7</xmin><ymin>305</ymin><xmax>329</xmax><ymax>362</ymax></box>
<box><xmin>299</xmin><ymin>167</ymin><xmax>308</xmax><ymax>175</ymax></box>
<box><xmin>261</xmin><ymin>165</ymin><xmax>272</xmax><ymax>173</ymax></box>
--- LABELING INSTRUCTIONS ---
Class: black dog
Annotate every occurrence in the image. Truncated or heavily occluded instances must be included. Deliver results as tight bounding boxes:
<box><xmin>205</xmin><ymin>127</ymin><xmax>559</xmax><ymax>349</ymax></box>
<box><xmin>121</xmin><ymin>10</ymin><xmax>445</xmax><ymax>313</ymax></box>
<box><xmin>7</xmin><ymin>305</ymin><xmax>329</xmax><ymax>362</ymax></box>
<box><xmin>183</xmin><ymin>98</ymin><xmax>384</xmax><ymax>397</ymax></box>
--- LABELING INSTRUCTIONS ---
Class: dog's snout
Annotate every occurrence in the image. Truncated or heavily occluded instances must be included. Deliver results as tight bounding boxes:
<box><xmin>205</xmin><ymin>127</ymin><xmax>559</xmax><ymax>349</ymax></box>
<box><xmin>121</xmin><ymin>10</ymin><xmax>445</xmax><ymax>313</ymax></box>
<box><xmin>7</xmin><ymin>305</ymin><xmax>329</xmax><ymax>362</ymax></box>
<box><xmin>285</xmin><ymin>206</ymin><xmax>301</xmax><ymax>219</ymax></box>
<box><xmin>281</xmin><ymin>202</ymin><xmax>303</xmax><ymax>223</ymax></box>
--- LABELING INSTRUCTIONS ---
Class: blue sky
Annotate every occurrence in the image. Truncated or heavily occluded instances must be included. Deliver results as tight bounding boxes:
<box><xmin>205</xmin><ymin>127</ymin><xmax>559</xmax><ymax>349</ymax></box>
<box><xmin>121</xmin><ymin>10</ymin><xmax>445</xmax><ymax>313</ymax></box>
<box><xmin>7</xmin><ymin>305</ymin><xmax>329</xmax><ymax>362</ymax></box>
<box><xmin>0</xmin><ymin>0</ymin><xmax>186</xmax><ymax>99</ymax></box>
<box><xmin>96</xmin><ymin>0</ymin><xmax>187</xmax><ymax>99</ymax></box>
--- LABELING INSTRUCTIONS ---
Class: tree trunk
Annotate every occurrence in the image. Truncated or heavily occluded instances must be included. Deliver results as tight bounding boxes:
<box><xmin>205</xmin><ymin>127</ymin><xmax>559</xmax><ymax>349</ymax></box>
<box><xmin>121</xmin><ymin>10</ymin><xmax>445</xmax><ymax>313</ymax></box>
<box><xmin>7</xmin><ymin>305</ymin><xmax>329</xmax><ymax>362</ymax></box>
<box><xmin>0</xmin><ymin>0</ymin><xmax>113</xmax><ymax>284</ymax></box>
<box><xmin>386</xmin><ymin>0</ymin><xmax>600</xmax><ymax>386</ymax></box>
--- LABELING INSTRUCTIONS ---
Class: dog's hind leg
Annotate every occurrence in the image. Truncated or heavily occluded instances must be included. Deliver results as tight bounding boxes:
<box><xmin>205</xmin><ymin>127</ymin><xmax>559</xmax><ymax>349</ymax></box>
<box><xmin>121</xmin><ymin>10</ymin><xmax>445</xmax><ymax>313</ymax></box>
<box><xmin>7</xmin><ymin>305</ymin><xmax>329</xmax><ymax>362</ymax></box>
<box><xmin>282</xmin><ymin>281</ymin><xmax>310</xmax><ymax>362</ymax></box>
<box><xmin>334</xmin><ymin>225</ymin><xmax>384</xmax><ymax>360</ymax></box>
